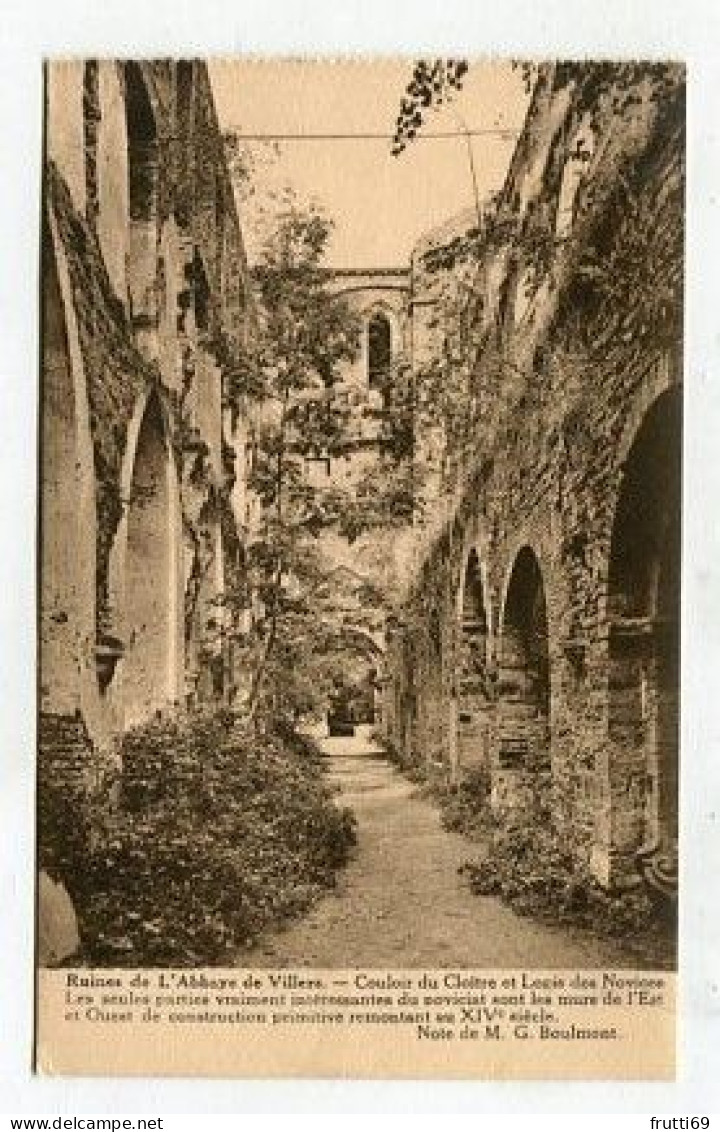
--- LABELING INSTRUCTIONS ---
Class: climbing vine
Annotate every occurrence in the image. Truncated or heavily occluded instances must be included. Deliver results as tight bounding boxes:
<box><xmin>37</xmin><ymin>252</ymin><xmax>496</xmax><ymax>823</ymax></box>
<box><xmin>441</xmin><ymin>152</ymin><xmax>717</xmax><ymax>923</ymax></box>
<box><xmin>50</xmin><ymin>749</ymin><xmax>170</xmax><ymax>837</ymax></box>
<box><xmin>383</xmin><ymin>60</ymin><xmax>685</xmax><ymax>525</ymax></box>
<box><xmin>391</xmin><ymin>59</ymin><xmax>469</xmax><ymax>155</ymax></box>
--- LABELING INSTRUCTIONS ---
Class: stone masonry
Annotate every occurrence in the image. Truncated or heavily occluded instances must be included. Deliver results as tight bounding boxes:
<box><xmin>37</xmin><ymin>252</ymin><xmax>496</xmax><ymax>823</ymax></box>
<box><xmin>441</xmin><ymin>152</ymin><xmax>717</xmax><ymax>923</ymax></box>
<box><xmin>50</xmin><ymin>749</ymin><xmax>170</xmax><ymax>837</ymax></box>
<box><xmin>39</xmin><ymin>59</ymin><xmax>684</xmax><ymax>903</ymax></box>
<box><xmin>40</xmin><ymin>60</ymin><xmax>255</xmax><ymax>869</ymax></box>
<box><xmin>381</xmin><ymin>63</ymin><xmax>684</xmax><ymax>892</ymax></box>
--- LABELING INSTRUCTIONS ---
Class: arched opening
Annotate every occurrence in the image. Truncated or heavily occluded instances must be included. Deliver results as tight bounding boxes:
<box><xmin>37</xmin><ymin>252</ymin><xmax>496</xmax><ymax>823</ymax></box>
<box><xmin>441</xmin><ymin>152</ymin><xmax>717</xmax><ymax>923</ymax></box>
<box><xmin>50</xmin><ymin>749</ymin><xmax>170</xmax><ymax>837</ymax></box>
<box><xmin>608</xmin><ymin>387</ymin><xmax>680</xmax><ymax>858</ymax></box>
<box><xmin>124</xmin><ymin>63</ymin><xmax>159</xmax><ymax>345</ymax></box>
<box><xmin>122</xmin><ymin>394</ymin><xmax>179</xmax><ymax>727</ymax></box>
<box><xmin>124</xmin><ymin>62</ymin><xmax>157</xmax><ymax>223</ymax></box>
<box><xmin>325</xmin><ymin>628</ymin><xmax>384</xmax><ymax>738</ymax></box>
<box><xmin>40</xmin><ymin>223</ymin><xmax>95</xmax><ymax>713</ymax></box>
<box><xmin>455</xmin><ymin>550</ymin><xmax>492</xmax><ymax>777</ymax></box>
<box><xmin>555</xmin><ymin>123</ymin><xmax>594</xmax><ymax>239</ymax></box>
<box><xmin>191</xmin><ymin>248</ymin><xmax>211</xmax><ymax>336</ymax></box>
<box><xmin>498</xmin><ymin>547</ymin><xmax>551</xmax><ymax>781</ymax></box>
<box><xmin>367</xmin><ymin>310</ymin><xmax>392</xmax><ymax>389</ymax></box>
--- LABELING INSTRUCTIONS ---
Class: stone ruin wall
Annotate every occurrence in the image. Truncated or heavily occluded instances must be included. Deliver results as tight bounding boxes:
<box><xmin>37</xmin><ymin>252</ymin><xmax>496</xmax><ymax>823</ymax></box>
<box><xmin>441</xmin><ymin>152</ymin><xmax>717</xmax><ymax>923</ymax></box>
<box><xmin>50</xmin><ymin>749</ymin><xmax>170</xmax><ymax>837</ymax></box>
<box><xmin>383</xmin><ymin>63</ymin><xmax>684</xmax><ymax>889</ymax></box>
<box><xmin>40</xmin><ymin>60</ymin><xmax>255</xmax><ymax>878</ymax></box>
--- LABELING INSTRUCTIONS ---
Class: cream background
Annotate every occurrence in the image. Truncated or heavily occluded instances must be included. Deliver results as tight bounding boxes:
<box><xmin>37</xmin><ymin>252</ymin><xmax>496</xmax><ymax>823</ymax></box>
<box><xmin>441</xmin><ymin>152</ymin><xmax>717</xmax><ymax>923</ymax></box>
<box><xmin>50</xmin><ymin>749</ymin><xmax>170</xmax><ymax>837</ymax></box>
<box><xmin>209</xmin><ymin>59</ymin><xmax>528</xmax><ymax>267</ymax></box>
<box><xmin>37</xmin><ymin>968</ymin><xmax>676</xmax><ymax>1080</ymax></box>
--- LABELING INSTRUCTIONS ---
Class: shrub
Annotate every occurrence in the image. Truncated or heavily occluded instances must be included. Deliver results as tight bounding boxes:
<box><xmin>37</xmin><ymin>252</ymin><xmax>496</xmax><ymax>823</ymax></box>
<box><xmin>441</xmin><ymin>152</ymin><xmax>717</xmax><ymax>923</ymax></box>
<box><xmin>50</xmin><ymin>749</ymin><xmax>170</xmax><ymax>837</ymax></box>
<box><xmin>37</xmin><ymin>712</ymin><xmax>117</xmax><ymax>904</ymax></box>
<box><xmin>71</xmin><ymin>709</ymin><xmax>356</xmax><ymax>965</ymax></box>
<box><xmin>463</xmin><ymin>807</ymin><xmax>588</xmax><ymax>920</ymax></box>
<box><xmin>381</xmin><ymin>736</ymin><xmax>426</xmax><ymax>782</ymax></box>
<box><xmin>436</xmin><ymin>764</ymin><xmax>496</xmax><ymax>840</ymax></box>
<box><xmin>461</xmin><ymin>775</ymin><xmax>675</xmax><ymax>965</ymax></box>
<box><xmin>38</xmin><ymin>714</ymin><xmax>95</xmax><ymax>887</ymax></box>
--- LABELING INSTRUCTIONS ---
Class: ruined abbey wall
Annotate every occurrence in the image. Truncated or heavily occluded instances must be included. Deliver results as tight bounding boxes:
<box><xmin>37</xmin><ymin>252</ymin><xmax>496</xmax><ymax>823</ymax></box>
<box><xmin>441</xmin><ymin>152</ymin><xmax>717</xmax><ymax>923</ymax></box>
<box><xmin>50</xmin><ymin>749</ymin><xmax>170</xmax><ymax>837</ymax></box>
<box><xmin>40</xmin><ymin>61</ymin><xmax>254</xmax><ymax>831</ymax></box>
<box><xmin>383</xmin><ymin>64</ymin><xmax>684</xmax><ymax>890</ymax></box>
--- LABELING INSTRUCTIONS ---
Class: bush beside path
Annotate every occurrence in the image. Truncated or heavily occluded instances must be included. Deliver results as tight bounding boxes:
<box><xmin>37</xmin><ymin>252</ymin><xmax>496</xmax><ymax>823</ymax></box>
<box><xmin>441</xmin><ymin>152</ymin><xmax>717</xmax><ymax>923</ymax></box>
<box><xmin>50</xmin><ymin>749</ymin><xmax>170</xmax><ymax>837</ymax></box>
<box><xmin>46</xmin><ymin>711</ymin><xmax>356</xmax><ymax>966</ymax></box>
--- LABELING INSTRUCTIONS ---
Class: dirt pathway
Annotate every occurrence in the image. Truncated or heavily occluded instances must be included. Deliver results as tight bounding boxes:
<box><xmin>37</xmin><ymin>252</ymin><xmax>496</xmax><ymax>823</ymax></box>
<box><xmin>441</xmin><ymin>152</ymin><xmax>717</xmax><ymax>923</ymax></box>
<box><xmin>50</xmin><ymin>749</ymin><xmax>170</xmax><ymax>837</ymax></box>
<box><xmin>239</xmin><ymin>734</ymin><xmax>635</xmax><ymax>968</ymax></box>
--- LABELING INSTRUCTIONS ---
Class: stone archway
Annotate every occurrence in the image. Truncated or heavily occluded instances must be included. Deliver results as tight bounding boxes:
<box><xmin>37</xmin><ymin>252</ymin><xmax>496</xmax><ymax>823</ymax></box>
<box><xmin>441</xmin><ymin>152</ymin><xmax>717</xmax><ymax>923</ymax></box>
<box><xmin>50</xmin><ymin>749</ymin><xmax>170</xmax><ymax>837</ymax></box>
<box><xmin>40</xmin><ymin>217</ymin><xmax>97</xmax><ymax>718</ymax></box>
<box><xmin>121</xmin><ymin>393</ymin><xmax>182</xmax><ymax>727</ymax></box>
<box><xmin>607</xmin><ymin>386</ymin><xmax>680</xmax><ymax>865</ymax></box>
<box><xmin>321</xmin><ymin>625</ymin><xmax>384</xmax><ymax>738</ymax></box>
<box><xmin>497</xmin><ymin>546</ymin><xmax>551</xmax><ymax>803</ymax></box>
<box><xmin>454</xmin><ymin>549</ymin><xmax>493</xmax><ymax>779</ymax></box>
<box><xmin>124</xmin><ymin>62</ymin><xmax>160</xmax><ymax>359</ymax></box>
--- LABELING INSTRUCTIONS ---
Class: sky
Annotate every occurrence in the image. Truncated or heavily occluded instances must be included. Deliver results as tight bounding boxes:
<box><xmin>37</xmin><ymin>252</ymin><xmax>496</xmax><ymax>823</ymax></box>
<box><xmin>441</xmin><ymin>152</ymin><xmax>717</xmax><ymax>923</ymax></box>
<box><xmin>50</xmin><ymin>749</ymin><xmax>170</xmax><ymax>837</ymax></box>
<box><xmin>209</xmin><ymin>59</ymin><xmax>530</xmax><ymax>268</ymax></box>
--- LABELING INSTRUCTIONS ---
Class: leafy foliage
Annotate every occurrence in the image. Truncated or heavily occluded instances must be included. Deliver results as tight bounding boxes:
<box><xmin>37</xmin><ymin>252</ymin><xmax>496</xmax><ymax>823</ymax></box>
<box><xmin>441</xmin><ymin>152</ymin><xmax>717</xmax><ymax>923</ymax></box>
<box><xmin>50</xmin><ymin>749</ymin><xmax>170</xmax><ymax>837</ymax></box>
<box><xmin>435</xmin><ymin>765</ymin><xmax>496</xmax><ymax>841</ymax></box>
<box><xmin>392</xmin><ymin>59</ymin><xmax>469</xmax><ymax>155</ymax></box>
<box><xmin>385</xmin><ymin>59</ymin><xmax>685</xmax><ymax>522</ymax></box>
<box><xmin>222</xmin><ymin>130</ymin><xmax>280</xmax><ymax>206</ymax></box>
<box><xmin>37</xmin><ymin>714</ymin><xmax>113</xmax><ymax>895</ymax></box>
<box><xmin>461</xmin><ymin>774</ymin><xmax>675</xmax><ymax>967</ymax></box>
<box><xmin>72</xmin><ymin>710</ymin><xmax>356</xmax><ymax>965</ymax></box>
<box><xmin>333</xmin><ymin>353</ymin><xmax>421</xmax><ymax>541</ymax></box>
<box><xmin>221</xmin><ymin>194</ymin><xmax>370</xmax><ymax>722</ymax></box>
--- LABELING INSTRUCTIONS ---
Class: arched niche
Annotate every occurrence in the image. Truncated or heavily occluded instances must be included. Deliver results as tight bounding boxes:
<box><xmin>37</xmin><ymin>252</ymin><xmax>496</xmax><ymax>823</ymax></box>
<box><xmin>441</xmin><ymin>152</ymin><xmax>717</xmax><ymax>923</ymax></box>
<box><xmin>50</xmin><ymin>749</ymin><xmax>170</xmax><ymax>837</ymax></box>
<box><xmin>40</xmin><ymin>217</ymin><xmax>97</xmax><ymax>716</ymax></box>
<box><xmin>608</xmin><ymin>386</ymin><xmax>680</xmax><ymax>855</ymax></box>
<box><xmin>455</xmin><ymin>549</ymin><xmax>493</xmax><ymax>776</ymax></box>
<box><xmin>121</xmin><ymin>393</ymin><xmax>182</xmax><ymax>727</ymax></box>
<box><xmin>124</xmin><ymin>62</ymin><xmax>158</xmax><ymax>223</ymax></box>
<box><xmin>498</xmin><ymin>546</ymin><xmax>551</xmax><ymax>780</ymax></box>
<box><xmin>555</xmin><ymin>121</ymin><xmax>594</xmax><ymax>239</ymax></box>
<box><xmin>124</xmin><ymin>63</ymin><xmax>159</xmax><ymax>351</ymax></box>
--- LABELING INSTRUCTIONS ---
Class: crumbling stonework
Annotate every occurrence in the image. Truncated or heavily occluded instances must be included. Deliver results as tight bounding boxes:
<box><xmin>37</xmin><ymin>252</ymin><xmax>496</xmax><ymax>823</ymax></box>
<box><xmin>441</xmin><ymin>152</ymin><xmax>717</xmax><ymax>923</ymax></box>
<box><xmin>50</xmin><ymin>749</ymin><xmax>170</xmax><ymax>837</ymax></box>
<box><xmin>381</xmin><ymin>63</ymin><xmax>684</xmax><ymax>891</ymax></box>
<box><xmin>40</xmin><ymin>61</ymin><xmax>255</xmax><ymax>828</ymax></box>
<box><xmin>39</xmin><ymin>58</ymin><xmax>683</xmax><ymax>916</ymax></box>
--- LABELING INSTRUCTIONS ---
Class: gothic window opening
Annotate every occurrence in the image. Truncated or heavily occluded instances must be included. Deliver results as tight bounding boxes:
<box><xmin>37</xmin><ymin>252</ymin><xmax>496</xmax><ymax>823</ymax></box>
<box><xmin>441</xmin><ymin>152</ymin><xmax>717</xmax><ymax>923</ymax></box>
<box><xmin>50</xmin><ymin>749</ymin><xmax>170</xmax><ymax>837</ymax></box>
<box><xmin>367</xmin><ymin>311</ymin><xmax>392</xmax><ymax>389</ymax></box>
<box><xmin>192</xmin><ymin>250</ymin><xmax>211</xmax><ymax>336</ymax></box>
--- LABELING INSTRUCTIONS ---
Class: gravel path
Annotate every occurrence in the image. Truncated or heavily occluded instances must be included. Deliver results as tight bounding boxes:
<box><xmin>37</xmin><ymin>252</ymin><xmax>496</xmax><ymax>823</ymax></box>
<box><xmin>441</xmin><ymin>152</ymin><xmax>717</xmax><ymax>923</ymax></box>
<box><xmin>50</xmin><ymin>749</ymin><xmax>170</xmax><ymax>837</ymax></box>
<box><xmin>239</xmin><ymin>734</ymin><xmax>635</xmax><ymax>969</ymax></box>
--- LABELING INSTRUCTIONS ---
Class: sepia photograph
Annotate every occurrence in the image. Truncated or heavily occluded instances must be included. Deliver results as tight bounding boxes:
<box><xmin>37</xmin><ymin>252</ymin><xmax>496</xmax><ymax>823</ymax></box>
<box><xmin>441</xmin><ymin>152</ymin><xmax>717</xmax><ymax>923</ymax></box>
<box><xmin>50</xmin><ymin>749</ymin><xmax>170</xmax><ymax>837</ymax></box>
<box><xmin>37</xmin><ymin>56</ymin><xmax>682</xmax><ymax>1064</ymax></box>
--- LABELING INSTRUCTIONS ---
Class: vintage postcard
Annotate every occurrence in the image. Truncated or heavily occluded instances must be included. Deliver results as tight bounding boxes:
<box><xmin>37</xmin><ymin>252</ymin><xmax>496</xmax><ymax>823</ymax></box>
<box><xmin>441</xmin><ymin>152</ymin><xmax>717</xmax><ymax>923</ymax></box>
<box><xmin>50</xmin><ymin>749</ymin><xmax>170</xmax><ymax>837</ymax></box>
<box><xmin>37</xmin><ymin>57</ymin><xmax>682</xmax><ymax>1078</ymax></box>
